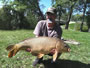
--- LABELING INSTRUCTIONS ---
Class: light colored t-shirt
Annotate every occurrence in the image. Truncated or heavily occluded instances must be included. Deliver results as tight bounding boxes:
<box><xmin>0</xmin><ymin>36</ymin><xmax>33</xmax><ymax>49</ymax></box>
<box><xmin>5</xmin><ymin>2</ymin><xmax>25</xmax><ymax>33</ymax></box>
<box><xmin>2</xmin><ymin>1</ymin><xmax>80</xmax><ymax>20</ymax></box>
<box><xmin>33</xmin><ymin>20</ymin><xmax>62</xmax><ymax>39</ymax></box>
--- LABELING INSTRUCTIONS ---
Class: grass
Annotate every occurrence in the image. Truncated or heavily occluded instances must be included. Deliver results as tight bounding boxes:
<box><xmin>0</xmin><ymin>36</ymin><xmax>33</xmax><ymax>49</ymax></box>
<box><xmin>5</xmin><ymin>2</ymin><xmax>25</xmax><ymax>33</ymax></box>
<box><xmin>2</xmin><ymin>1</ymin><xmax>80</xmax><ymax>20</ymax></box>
<box><xmin>0</xmin><ymin>29</ymin><xmax>90</xmax><ymax>68</ymax></box>
<box><xmin>69</xmin><ymin>23</ymin><xmax>88</xmax><ymax>31</ymax></box>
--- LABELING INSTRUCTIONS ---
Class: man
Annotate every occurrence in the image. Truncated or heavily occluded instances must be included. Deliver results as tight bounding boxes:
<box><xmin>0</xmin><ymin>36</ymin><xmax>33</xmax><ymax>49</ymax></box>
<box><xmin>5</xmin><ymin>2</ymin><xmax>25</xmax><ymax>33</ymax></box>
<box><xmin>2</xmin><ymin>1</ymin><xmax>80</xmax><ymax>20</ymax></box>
<box><xmin>29</xmin><ymin>7</ymin><xmax>62</xmax><ymax>66</ymax></box>
<box><xmin>33</xmin><ymin>7</ymin><xmax>62</xmax><ymax>38</ymax></box>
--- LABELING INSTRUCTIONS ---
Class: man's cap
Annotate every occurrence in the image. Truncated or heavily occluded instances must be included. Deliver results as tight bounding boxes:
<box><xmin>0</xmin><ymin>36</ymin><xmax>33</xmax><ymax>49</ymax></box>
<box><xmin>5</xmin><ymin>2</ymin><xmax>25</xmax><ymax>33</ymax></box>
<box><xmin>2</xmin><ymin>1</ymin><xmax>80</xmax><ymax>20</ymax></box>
<box><xmin>46</xmin><ymin>7</ymin><xmax>57</xmax><ymax>14</ymax></box>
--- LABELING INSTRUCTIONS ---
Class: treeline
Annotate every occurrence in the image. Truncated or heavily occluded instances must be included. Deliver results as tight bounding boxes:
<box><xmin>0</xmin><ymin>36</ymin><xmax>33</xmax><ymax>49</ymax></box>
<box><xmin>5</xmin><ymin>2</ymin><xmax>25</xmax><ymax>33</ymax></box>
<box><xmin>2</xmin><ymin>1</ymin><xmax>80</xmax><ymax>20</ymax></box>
<box><xmin>0</xmin><ymin>0</ymin><xmax>90</xmax><ymax>32</ymax></box>
<box><xmin>53</xmin><ymin>0</ymin><xmax>90</xmax><ymax>32</ymax></box>
<box><xmin>0</xmin><ymin>0</ymin><xmax>44</xmax><ymax>30</ymax></box>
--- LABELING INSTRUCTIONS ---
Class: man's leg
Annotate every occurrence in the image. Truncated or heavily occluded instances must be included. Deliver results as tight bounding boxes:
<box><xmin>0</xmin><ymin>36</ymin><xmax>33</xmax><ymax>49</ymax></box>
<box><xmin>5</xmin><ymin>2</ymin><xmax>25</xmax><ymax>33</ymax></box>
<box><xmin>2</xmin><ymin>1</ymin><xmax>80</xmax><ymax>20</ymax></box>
<box><xmin>33</xmin><ymin>53</ymin><xmax>44</xmax><ymax>66</ymax></box>
<box><xmin>32</xmin><ymin>57</ymin><xmax>43</xmax><ymax>66</ymax></box>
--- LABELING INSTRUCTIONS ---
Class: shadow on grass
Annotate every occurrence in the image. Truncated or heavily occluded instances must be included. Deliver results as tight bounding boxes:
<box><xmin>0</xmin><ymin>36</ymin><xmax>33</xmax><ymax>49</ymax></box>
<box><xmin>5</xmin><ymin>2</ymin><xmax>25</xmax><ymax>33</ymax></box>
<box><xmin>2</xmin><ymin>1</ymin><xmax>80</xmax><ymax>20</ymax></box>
<box><xmin>40</xmin><ymin>59</ymin><xmax>90</xmax><ymax>68</ymax></box>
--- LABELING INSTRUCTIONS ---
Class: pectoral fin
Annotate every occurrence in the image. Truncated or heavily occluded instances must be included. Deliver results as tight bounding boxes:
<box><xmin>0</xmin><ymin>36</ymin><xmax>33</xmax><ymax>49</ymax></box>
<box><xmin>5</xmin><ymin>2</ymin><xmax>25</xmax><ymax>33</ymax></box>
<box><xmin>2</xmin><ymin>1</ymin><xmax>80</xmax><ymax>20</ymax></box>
<box><xmin>52</xmin><ymin>50</ymin><xmax>58</xmax><ymax>62</ymax></box>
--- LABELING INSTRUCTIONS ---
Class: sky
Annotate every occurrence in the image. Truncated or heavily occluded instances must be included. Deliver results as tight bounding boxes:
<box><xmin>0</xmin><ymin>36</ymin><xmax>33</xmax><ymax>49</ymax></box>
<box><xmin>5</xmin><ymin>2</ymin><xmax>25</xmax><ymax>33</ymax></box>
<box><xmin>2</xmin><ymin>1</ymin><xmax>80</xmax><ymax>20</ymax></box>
<box><xmin>39</xmin><ymin>0</ymin><xmax>52</xmax><ymax>14</ymax></box>
<box><xmin>0</xmin><ymin>0</ymin><xmax>52</xmax><ymax>14</ymax></box>
<box><xmin>0</xmin><ymin>1</ymin><xmax>3</xmax><ymax>8</ymax></box>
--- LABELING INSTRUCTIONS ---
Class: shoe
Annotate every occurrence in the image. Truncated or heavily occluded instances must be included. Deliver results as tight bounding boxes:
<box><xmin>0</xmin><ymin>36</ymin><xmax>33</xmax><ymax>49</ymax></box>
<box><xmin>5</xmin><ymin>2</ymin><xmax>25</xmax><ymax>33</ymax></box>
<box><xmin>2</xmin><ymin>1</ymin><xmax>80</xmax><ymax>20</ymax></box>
<box><xmin>38</xmin><ymin>57</ymin><xmax>43</xmax><ymax>63</ymax></box>
<box><xmin>32</xmin><ymin>57</ymin><xmax>43</xmax><ymax>66</ymax></box>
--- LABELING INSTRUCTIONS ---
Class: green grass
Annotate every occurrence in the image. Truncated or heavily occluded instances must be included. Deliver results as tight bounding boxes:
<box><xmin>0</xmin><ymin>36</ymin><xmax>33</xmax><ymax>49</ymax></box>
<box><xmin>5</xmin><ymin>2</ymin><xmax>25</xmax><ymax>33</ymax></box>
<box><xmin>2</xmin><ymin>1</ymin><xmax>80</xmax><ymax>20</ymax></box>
<box><xmin>62</xmin><ymin>30</ymin><xmax>90</xmax><ymax>63</ymax></box>
<box><xmin>69</xmin><ymin>23</ymin><xmax>88</xmax><ymax>31</ymax></box>
<box><xmin>0</xmin><ymin>29</ymin><xmax>90</xmax><ymax>68</ymax></box>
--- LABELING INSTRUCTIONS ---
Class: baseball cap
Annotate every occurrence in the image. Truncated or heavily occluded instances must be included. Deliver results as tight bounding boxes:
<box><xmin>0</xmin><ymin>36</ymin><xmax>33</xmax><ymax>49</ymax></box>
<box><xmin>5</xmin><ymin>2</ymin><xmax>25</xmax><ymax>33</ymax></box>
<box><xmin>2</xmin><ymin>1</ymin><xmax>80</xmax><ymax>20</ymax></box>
<box><xmin>46</xmin><ymin>7</ymin><xmax>57</xmax><ymax>14</ymax></box>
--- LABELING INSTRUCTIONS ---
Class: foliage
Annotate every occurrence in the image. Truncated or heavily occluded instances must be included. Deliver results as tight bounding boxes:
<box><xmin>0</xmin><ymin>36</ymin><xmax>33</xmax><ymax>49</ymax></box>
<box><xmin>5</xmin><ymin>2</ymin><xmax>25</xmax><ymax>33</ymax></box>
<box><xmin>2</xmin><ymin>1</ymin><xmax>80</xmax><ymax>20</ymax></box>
<box><xmin>52</xmin><ymin>0</ymin><xmax>78</xmax><ymax>29</ymax></box>
<box><xmin>0</xmin><ymin>0</ymin><xmax>90</xmax><ymax>31</ymax></box>
<box><xmin>0</xmin><ymin>0</ymin><xmax>43</xmax><ymax>30</ymax></box>
<box><xmin>0</xmin><ymin>6</ymin><xmax>12</xmax><ymax>30</ymax></box>
<box><xmin>26</xmin><ymin>11</ymin><xmax>38</xmax><ymax>29</ymax></box>
<box><xmin>71</xmin><ymin>14</ymin><xmax>82</xmax><ymax>21</ymax></box>
<box><xmin>52</xmin><ymin>0</ymin><xmax>89</xmax><ymax>31</ymax></box>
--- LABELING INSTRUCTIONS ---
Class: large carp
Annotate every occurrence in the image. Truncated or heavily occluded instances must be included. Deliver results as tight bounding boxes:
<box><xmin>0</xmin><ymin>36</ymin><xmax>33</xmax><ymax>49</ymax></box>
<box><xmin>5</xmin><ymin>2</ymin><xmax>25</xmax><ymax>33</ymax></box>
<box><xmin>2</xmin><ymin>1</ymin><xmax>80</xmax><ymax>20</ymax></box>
<box><xmin>6</xmin><ymin>37</ymin><xmax>70</xmax><ymax>62</ymax></box>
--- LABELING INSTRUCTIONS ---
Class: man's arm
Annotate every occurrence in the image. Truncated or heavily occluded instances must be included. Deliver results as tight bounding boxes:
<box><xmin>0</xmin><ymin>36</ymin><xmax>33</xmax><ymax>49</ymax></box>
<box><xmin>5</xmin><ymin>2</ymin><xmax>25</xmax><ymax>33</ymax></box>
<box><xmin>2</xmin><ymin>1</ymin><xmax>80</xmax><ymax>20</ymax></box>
<box><xmin>33</xmin><ymin>21</ymin><xmax>42</xmax><ymax>36</ymax></box>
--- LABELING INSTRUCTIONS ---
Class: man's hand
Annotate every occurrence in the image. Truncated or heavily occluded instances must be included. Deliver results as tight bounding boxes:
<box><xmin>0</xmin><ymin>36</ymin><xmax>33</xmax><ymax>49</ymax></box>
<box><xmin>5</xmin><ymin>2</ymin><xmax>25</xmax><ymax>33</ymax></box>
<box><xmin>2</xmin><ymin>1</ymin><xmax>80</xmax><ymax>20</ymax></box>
<box><xmin>26</xmin><ymin>48</ymin><xmax>31</xmax><ymax>52</ymax></box>
<box><xmin>26</xmin><ymin>48</ymin><xmax>56</xmax><ymax>55</ymax></box>
<box><xmin>50</xmin><ymin>49</ymin><xmax>56</xmax><ymax>55</ymax></box>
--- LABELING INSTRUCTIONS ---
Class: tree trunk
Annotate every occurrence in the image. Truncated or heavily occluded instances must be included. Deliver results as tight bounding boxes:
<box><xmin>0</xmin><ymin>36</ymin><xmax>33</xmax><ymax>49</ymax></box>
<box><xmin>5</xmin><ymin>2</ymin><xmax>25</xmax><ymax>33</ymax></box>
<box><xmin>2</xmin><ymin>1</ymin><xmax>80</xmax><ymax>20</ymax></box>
<box><xmin>88</xmin><ymin>27</ymin><xmax>90</xmax><ymax>32</ymax></box>
<box><xmin>37</xmin><ymin>2</ymin><xmax>45</xmax><ymax>20</ymax></box>
<box><xmin>88</xmin><ymin>28</ymin><xmax>90</xmax><ymax>32</ymax></box>
<box><xmin>38</xmin><ymin>6</ymin><xmax>45</xmax><ymax>20</ymax></box>
<box><xmin>80</xmin><ymin>0</ymin><xmax>87</xmax><ymax>31</ymax></box>
<box><xmin>65</xmin><ymin>3</ymin><xmax>75</xmax><ymax>29</ymax></box>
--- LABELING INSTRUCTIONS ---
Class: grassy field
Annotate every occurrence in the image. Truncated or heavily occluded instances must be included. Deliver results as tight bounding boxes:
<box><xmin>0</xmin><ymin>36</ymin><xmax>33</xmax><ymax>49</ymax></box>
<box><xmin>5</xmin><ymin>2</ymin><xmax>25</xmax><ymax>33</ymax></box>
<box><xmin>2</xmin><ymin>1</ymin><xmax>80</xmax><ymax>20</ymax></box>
<box><xmin>0</xmin><ymin>29</ymin><xmax>90</xmax><ymax>68</ymax></box>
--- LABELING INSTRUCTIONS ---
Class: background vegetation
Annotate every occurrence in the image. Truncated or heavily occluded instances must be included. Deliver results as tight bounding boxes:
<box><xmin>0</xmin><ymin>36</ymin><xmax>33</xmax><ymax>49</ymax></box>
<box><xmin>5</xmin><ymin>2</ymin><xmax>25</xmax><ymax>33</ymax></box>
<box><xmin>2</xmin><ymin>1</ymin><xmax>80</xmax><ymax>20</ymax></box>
<box><xmin>0</xmin><ymin>0</ymin><xmax>90</xmax><ymax>32</ymax></box>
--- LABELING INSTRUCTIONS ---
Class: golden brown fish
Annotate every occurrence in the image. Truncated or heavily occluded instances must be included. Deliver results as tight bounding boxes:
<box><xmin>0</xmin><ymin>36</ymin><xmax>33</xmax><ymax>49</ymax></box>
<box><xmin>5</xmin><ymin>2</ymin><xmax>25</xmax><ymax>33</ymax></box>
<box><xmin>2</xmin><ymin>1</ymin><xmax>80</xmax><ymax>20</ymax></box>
<box><xmin>6</xmin><ymin>37</ymin><xmax>70</xmax><ymax>62</ymax></box>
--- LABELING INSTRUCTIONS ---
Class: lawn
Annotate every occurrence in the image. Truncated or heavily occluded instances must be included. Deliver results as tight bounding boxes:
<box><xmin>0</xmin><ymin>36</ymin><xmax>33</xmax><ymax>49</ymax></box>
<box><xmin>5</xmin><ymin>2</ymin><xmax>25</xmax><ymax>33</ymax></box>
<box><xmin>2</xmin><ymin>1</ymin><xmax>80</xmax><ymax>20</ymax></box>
<box><xmin>0</xmin><ymin>29</ymin><xmax>90</xmax><ymax>68</ymax></box>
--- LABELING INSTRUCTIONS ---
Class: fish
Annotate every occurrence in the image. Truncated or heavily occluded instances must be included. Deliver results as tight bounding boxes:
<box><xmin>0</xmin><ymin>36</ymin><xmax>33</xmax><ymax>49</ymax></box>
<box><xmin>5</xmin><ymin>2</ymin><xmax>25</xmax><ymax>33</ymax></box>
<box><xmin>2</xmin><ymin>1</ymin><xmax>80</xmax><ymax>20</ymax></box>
<box><xmin>6</xmin><ymin>37</ymin><xmax>70</xmax><ymax>62</ymax></box>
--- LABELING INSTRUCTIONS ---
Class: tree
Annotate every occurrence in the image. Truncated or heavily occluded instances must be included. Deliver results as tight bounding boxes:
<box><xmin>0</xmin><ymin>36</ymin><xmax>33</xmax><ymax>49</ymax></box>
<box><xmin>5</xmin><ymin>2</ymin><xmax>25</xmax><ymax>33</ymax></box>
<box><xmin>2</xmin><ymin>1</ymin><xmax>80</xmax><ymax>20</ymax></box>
<box><xmin>74</xmin><ymin>0</ymin><xmax>90</xmax><ymax>32</ymax></box>
<box><xmin>86</xmin><ymin>0</ymin><xmax>90</xmax><ymax>32</ymax></box>
<box><xmin>79</xmin><ymin>0</ymin><xmax>87</xmax><ymax>31</ymax></box>
<box><xmin>0</xmin><ymin>0</ymin><xmax>44</xmax><ymax>29</ymax></box>
<box><xmin>65</xmin><ymin>1</ymin><xmax>76</xmax><ymax>29</ymax></box>
<box><xmin>0</xmin><ymin>5</ymin><xmax>13</xmax><ymax>30</ymax></box>
<box><xmin>52</xmin><ymin>0</ymin><xmax>78</xmax><ymax>29</ymax></box>
<box><xmin>86</xmin><ymin>13</ymin><xmax>90</xmax><ymax>32</ymax></box>
<box><xmin>56</xmin><ymin>4</ymin><xmax>66</xmax><ymax>25</ymax></box>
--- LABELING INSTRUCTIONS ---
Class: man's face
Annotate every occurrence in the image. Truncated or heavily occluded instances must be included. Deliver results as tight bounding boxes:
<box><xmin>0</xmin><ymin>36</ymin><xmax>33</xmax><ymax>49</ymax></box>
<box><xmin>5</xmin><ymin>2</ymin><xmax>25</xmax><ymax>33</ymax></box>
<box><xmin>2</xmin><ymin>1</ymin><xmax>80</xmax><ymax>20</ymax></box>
<box><xmin>46</xmin><ymin>13</ymin><xmax>56</xmax><ymax>20</ymax></box>
<box><xmin>46</xmin><ymin>13</ymin><xmax>56</xmax><ymax>29</ymax></box>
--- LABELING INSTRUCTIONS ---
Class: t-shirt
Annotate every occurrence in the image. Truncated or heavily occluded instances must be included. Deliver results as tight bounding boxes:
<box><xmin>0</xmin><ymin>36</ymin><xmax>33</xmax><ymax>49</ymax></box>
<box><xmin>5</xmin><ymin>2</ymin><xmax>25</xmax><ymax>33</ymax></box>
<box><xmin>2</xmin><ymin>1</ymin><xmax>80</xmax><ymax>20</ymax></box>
<box><xmin>33</xmin><ymin>20</ymin><xmax>62</xmax><ymax>39</ymax></box>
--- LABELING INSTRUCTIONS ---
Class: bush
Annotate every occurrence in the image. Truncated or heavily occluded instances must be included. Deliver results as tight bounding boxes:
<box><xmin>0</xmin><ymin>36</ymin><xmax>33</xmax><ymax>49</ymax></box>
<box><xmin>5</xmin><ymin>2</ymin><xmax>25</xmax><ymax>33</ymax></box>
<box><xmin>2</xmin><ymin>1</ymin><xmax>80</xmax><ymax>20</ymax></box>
<box><xmin>26</xmin><ymin>11</ymin><xmax>38</xmax><ymax>29</ymax></box>
<box><xmin>0</xmin><ymin>7</ymin><xmax>38</xmax><ymax>30</ymax></box>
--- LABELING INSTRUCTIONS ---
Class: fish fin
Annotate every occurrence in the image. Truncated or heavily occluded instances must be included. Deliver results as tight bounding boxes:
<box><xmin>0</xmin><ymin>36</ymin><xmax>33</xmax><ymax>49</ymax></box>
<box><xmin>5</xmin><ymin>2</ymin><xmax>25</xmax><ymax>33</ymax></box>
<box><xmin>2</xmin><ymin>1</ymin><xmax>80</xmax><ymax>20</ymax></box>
<box><xmin>8</xmin><ymin>48</ymin><xmax>18</xmax><ymax>58</ymax></box>
<box><xmin>8</xmin><ymin>50</ymin><xmax>14</xmax><ymax>58</ymax></box>
<box><xmin>6</xmin><ymin>44</ymin><xmax>14</xmax><ymax>51</ymax></box>
<box><xmin>52</xmin><ymin>50</ymin><xmax>58</xmax><ymax>62</ymax></box>
<box><xmin>37</xmin><ymin>53</ymin><xmax>44</xmax><ymax>59</ymax></box>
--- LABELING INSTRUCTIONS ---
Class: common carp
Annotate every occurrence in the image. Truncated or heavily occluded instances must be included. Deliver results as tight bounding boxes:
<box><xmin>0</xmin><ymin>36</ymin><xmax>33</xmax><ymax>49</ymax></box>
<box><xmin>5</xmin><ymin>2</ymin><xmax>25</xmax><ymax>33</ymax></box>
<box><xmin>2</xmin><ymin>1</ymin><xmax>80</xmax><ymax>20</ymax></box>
<box><xmin>6</xmin><ymin>37</ymin><xmax>70</xmax><ymax>62</ymax></box>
